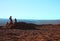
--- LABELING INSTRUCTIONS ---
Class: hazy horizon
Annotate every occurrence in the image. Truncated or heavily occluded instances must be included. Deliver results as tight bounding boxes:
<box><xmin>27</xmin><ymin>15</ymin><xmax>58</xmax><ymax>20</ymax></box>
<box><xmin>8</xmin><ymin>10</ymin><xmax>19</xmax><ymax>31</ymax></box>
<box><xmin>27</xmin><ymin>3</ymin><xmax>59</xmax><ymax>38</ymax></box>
<box><xmin>0</xmin><ymin>18</ymin><xmax>60</xmax><ymax>20</ymax></box>
<box><xmin>0</xmin><ymin>19</ymin><xmax>60</xmax><ymax>26</ymax></box>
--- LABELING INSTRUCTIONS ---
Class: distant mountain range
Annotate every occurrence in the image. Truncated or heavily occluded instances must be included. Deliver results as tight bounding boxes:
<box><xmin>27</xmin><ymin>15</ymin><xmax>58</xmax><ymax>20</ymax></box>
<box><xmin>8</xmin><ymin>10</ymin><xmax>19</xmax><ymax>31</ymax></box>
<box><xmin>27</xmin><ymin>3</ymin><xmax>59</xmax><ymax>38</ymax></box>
<box><xmin>0</xmin><ymin>19</ymin><xmax>60</xmax><ymax>26</ymax></box>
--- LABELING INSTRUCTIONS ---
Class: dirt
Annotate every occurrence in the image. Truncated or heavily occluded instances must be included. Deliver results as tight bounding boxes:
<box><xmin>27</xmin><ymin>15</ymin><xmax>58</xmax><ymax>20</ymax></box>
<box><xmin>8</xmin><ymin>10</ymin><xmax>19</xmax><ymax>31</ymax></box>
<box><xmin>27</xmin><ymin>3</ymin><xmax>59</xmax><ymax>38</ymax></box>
<box><xmin>0</xmin><ymin>26</ymin><xmax>60</xmax><ymax>41</ymax></box>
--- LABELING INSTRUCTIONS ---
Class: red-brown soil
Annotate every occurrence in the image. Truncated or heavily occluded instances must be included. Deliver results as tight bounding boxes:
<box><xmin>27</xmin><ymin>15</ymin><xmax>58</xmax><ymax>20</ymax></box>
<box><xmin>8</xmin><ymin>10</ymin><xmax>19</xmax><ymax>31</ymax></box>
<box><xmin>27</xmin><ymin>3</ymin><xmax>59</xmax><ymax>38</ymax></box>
<box><xmin>0</xmin><ymin>24</ymin><xmax>60</xmax><ymax>41</ymax></box>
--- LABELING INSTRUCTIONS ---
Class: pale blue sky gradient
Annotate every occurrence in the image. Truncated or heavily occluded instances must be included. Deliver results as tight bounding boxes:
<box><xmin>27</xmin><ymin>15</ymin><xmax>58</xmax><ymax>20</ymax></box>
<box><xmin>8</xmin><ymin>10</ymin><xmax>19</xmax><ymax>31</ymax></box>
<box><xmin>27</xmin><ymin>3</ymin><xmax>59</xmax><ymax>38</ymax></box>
<box><xmin>0</xmin><ymin>0</ymin><xmax>60</xmax><ymax>20</ymax></box>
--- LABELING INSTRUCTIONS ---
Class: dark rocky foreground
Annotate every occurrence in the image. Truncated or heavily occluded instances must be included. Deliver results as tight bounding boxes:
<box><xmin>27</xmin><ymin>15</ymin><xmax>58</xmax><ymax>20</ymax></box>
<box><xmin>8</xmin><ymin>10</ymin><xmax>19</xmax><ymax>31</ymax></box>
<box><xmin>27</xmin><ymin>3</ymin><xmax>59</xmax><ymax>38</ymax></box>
<box><xmin>0</xmin><ymin>27</ymin><xmax>60</xmax><ymax>41</ymax></box>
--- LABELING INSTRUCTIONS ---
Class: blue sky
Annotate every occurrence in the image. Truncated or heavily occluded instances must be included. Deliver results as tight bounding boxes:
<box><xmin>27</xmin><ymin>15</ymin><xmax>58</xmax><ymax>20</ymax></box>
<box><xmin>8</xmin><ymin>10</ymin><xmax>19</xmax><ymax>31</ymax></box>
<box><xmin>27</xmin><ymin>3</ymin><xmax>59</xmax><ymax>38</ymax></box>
<box><xmin>0</xmin><ymin>0</ymin><xmax>60</xmax><ymax>20</ymax></box>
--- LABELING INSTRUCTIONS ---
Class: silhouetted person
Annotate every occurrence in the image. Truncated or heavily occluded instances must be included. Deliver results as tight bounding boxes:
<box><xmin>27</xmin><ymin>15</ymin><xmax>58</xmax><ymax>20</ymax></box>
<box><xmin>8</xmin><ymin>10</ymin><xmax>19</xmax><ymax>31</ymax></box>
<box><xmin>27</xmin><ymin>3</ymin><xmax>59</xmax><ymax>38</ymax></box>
<box><xmin>5</xmin><ymin>16</ymin><xmax>37</xmax><ymax>30</ymax></box>
<box><xmin>8</xmin><ymin>16</ymin><xmax>13</xmax><ymax>28</ymax></box>
<box><xmin>9</xmin><ymin>16</ymin><xmax>13</xmax><ymax>24</ymax></box>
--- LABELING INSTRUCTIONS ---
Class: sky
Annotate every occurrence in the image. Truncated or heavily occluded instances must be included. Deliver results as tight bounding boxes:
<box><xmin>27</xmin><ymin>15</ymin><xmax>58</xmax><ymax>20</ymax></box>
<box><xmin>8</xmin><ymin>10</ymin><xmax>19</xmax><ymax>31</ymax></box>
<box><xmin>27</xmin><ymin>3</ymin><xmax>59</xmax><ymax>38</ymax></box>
<box><xmin>0</xmin><ymin>0</ymin><xmax>60</xmax><ymax>20</ymax></box>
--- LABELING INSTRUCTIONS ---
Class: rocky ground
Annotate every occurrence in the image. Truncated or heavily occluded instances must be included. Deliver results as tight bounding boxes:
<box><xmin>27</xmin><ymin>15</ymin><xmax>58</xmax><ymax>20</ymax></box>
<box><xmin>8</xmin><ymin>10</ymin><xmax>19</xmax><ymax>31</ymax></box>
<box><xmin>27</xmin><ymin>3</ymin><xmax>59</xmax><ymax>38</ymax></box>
<box><xmin>0</xmin><ymin>25</ymin><xmax>60</xmax><ymax>41</ymax></box>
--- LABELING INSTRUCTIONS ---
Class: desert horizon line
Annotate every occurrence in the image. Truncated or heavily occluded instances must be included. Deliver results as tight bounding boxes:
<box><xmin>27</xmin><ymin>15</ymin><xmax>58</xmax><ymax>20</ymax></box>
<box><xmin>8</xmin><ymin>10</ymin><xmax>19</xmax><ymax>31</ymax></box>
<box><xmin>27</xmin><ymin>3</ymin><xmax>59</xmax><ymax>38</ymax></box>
<box><xmin>0</xmin><ymin>18</ymin><xmax>60</xmax><ymax>20</ymax></box>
